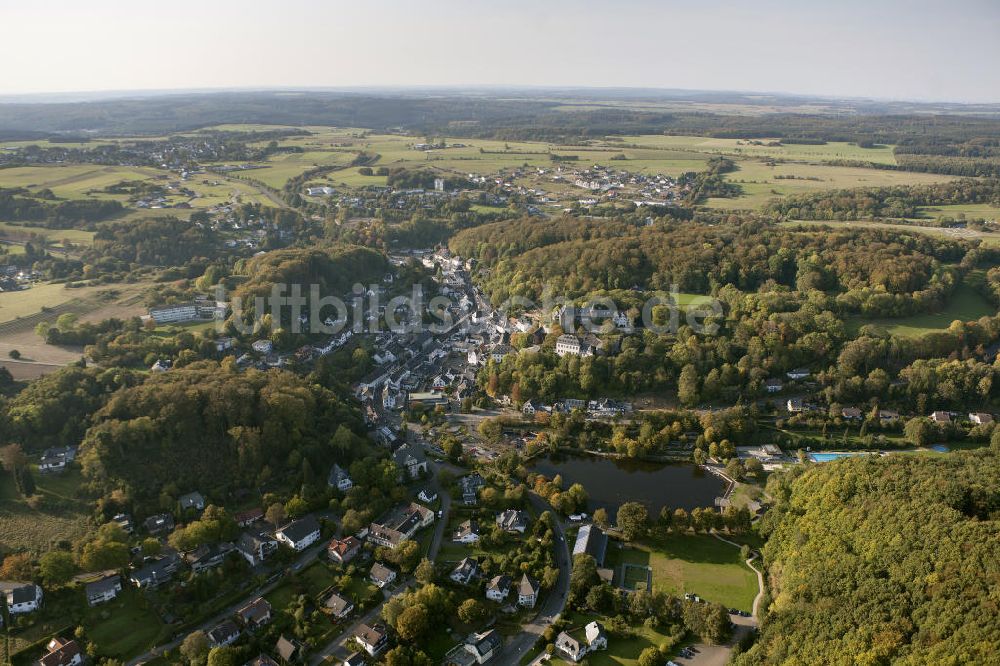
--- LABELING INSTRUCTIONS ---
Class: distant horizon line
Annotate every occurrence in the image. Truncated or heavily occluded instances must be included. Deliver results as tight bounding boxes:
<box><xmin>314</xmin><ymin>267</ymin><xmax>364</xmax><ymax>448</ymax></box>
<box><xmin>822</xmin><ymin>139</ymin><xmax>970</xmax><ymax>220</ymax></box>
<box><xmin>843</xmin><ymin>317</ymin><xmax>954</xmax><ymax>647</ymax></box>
<box><xmin>1</xmin><ymin>84</ymin><xmax>998</xmax><ymax>108</ymax></box>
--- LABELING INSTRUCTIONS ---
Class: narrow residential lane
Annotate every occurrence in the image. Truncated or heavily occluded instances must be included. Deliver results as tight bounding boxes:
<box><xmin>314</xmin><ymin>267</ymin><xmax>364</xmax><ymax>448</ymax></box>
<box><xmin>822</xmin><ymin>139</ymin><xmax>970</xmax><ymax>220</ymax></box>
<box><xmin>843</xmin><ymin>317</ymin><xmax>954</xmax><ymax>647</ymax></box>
<box><xmin>307</xmin><ymin>579</ymin><xmax>410</xmax><ymax>666</ymax></box>
<box><xmin>501</xmin><ymin>493</ymin><xmax>572</xmax><ymax>663</ymax></box>
<box><xmin>127</xmin><ymin>531</ymin><xmax>333</xmax><ymax>666</ymax></box>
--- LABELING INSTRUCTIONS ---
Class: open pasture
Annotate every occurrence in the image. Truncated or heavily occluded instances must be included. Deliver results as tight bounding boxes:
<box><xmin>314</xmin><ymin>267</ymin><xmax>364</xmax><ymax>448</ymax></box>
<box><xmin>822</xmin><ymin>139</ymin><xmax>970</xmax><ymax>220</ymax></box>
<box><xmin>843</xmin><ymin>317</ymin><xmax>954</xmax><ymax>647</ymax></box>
<box><xmin>0</xmin><ymin>221</ymin><xmax>96</xmax><ymax>246</ymax></box>
<box><xmin>0</xmin><ymin>280</ymin><xmax>150</xmax><ymax>327</ymax></box>
<box><xmin>707</xmin><ymin>160</ymin><xmax>958</xmax><ymax>210</ymax></box>
<box><xmin>847</xmin><ymin>284</ymin><xmax>995</xmax><ymax>337</ymax></box>
<box><xmin>0</xmin><ymin>164</ymin><xmax>163</xmax><ymax>200</ymax></box>
<box><xmin>236</xmin><ymin>149</ymin><xmax>357</xmax><ymax>188</ymax></box>
<box><xmin>916</xmin><ymin>202</ymin><xmax>1000</xmax><ymax>223</ymax></box>
<box><xmin>782</xmin><ymin>219</ymin><xmax>1000</xmax><ymax>247</ymax></box>
<box><xmin>620</xmin><ymin>134</ymin><xmax>898</xmax><ymax>164</ymax></box>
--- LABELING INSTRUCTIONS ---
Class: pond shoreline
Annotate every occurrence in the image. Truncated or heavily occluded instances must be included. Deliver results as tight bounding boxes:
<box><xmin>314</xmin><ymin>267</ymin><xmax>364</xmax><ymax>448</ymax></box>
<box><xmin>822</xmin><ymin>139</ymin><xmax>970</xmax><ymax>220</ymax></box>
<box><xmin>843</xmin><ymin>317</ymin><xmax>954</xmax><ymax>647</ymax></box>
<box><xmin>530</xmin><ymin>450</ymin><xmax>726</xmax><ymax>519</ymax></box>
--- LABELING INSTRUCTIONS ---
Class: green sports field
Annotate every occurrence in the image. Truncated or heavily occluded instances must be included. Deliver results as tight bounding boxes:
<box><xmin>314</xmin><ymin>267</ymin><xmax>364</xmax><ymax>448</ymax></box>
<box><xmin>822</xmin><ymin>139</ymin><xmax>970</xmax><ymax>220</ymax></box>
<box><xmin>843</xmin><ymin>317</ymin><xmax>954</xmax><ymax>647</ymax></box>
<box><xmin>605</xmin><ymin>533</ymin><xmax>758</xmax><ymax>611</ymax></box>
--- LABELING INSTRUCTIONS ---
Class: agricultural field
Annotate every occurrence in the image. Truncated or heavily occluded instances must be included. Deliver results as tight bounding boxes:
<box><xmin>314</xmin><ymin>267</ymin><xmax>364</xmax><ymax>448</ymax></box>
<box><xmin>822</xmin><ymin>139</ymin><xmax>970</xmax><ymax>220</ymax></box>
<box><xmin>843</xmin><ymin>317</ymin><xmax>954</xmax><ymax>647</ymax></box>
<box><xmin>706</xmin><ymin>159</ymin><xmax>958</xmax><ymax>210</ymax></box>
<box><xmin>0</xmin><ymin>281</ymin><xmax>149</xmax><ymax>375</ymax></box>
<box><xmin>232</xmin><ymin>150</ymin><xmax>357</xmax><ymax>189</ymax></box>
<box><xmin>236</xmin><ymin>129</ymin><xmax>714</xmax><ymax>191</ymax></box>
<box><xmin>915</xmin><ymin>202</ymin><xmax>1000</xmax><ymax>223</ymax></box>
<box><xmin>0</xmin><ymin>467</ymin><xmax>94</xmax><ymax>555</ymax></box>
<box><xmin>182</xmin><ymin>175</ymin><xmax>276</xmax><ymax>209</ymax></box>
<box><xmin>0</xmin><ymin>281</ymin><xmax>148</xmax><ymax>327</ymax></box>
<box><xmin>4</xmin><ymin>128</ymin><xmax>939</xmax><ymax>215</ymax></box>
<box><xmin>0</xmin><ymin>221</ymin><xmax>95</xmax><ymax>246</ymax></box>
<box><xmin>0</xmin><ymin>282</ymin><xmax>94</xmax><ymax>323</ymax></box>
<box><xmin>0</xmin><ymin>165</ymin><xmax>163</xmax><ymax>201</ymax></box>
<box><xmin>620</xmin><ymin>134</ymin><xmax>899</xmax><ymax>165</ymax></box>
<box><xmin>604</xmin><ymin>534</ymin><xmax>758</xmax><ymax>612</ymax></box>
<box><xmin>0</xmin><ymin>164</ymin><xmax>274</xmax><ymax>215</ymax></box>
<box><xmin>782</xmin><ymin>219</ymin><xmax>1000</xmax><ymax>247</ymax></box>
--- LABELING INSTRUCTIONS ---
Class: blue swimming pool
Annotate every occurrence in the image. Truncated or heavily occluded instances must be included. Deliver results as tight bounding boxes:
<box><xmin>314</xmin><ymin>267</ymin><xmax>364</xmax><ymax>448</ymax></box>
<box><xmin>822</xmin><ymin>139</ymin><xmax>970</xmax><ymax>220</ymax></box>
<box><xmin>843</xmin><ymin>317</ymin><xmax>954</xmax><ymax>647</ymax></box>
<box><xmin>809</xmin><ymin>452</ymin><xmax>869</xmax><ymax>462</ymax></box>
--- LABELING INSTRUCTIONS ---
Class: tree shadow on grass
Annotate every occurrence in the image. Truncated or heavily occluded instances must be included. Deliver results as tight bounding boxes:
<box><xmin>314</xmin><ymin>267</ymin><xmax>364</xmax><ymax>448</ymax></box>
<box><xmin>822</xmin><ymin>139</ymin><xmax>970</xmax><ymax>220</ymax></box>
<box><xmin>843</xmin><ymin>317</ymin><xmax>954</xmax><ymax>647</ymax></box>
<box><xmin>644</xmin><ymin>533</ymin><xmax>740</xmax><ymax>565</ymax></box>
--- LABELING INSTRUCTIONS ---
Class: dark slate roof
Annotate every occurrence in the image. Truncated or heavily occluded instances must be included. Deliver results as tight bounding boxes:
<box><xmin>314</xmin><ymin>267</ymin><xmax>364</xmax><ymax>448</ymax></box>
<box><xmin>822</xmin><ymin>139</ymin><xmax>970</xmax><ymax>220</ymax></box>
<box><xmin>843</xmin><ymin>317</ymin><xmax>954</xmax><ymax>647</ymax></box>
<box><xmin>279</xmin><ymin>515</ymin><xmax>320</xmax><ymax>543</ymax></box>
<box><xmin>85</xmin><ymin>575</ymin><xmax>120</xmax><ymax>598</ymax></box>
<box><xmin>473</xmin><ymin>629</ymin><xmax>502</xmax><ymax>654</ymax></box>
<box><xmin>10</xmin><ymin>584</ymin><xmax>39</xmax><ymax>604</ymax></box>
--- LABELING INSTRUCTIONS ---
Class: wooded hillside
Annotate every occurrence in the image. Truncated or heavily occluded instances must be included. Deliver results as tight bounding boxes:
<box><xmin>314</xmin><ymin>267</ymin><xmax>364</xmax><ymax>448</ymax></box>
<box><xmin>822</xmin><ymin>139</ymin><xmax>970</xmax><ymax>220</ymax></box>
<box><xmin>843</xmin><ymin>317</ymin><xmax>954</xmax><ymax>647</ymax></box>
<box><xmin>77</xmin><ymin>361</ymin><xmax>366</xmax><ymax>512</ymax></box>
<box><xmin>740</xmin><ymin>452</ymin><xmax>1000</xmax><ymax>664</ymax></box>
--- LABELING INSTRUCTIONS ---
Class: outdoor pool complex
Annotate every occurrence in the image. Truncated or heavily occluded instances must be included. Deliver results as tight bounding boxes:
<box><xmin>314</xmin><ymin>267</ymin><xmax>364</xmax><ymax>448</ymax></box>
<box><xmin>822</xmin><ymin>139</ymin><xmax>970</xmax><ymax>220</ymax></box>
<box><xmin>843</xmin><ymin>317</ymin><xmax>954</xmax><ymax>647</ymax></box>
<box><xmin>810</xmin><ymin>452</ymin><xmax>872</xmax><ymax>462</ymax></box>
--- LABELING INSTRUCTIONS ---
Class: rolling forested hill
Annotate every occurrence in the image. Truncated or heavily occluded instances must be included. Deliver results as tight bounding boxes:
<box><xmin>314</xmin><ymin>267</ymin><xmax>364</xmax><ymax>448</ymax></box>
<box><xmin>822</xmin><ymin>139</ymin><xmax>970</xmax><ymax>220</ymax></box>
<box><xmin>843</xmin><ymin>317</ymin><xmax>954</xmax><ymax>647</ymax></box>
<box><xmin>740</xmin><ymin>452</ymin><xmax>1000</xmax><ymax>664</ymax></box>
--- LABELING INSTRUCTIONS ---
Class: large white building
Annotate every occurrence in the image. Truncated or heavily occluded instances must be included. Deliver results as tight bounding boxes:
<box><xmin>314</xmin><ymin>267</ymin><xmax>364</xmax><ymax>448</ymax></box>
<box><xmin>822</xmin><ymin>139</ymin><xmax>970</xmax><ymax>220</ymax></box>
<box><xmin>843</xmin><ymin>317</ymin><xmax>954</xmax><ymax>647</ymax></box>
<box><xmin>555</xmin><ymin>334</ymin><xmax>595</xmax><ymax>357</ymax></box>
<box><xmin>148</xmin><ymin>300</ymin><xmax>223</xmax><ymax>325</ymax></box>
<box><xmin>275</xmin><ymin>516</ymin><xmax>321</xmax><ymax>551</ymax></box>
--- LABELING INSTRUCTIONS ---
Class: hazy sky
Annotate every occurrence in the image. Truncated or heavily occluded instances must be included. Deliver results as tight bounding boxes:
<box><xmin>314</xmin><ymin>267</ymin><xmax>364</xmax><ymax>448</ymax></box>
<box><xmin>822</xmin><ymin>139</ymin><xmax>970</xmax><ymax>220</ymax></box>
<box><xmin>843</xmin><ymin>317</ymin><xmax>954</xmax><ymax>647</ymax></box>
<box><xmin>3</xmin><ymin>0</ymin><xmax>999</xmax><ymax>102</ymax></box>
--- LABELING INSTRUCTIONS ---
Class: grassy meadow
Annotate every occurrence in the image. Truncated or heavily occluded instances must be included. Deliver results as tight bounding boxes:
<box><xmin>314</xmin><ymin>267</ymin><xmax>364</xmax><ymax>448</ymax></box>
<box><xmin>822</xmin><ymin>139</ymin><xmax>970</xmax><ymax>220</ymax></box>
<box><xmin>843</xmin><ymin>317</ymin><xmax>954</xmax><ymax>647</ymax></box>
<box><xmin>0</xmin><ymin>165</ymin><xmax>161</xmax><ymax>201</ymax></box>
<box><xmin>706</xmin><ymin>160</ymin><xmax>957</xmax><ymax>210</ymax></box>
<box><xmin>0</xmin><ymin>221</ymin><xmax>96</xmax><ymax>246</ymax></box>
<box><xmin>916</xmin><ymin>202</ymin><xmax>1000</xmax><ymax>223</ymax></box>
<box><xmin>847</xmin><ymin>284</ymin><xmax>995</xmax><ymax>337</ymax></box>
<box><xmin>0</xmin><ymin>467</ymin><xmax>94</xmax><ymax>555</ymax></box>
<box><xmin>604</xmin><ymin>534</ymin><xmax>758</xmax><ymax>612</ymax></box>
<box><xmin>0</xmin><ymin>164</ymin><xmax>275</xmax><ymax>215</ymax></box>
<box><xmin>0</xmin><ymin>282</ymin><xmax>90</xmax><ymax>322</ymax></box>
<box><xmin>620</xmin><ymin>134</ymin><xmax>899</xmax><ymax>165</ymax></box>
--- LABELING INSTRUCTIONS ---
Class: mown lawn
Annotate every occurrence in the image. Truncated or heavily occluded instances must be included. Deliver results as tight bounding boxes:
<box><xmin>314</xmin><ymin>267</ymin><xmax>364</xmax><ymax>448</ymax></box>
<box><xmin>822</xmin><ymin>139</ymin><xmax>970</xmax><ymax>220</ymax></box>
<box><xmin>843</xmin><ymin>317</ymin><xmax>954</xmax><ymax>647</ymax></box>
<box><xmin>83</xmin><ymin>588</ymin><xmax>171</xmax><ymax>658</ymax></box>
<box><xmin>605</xmin><ymin>534</ymin><xmax>758</xmax><ymax>611</ymax></box>
<box><xmin>544</xmin><ymin>610</ymin><xmax>685</xmax><ymax>666</ymax></box>
<box><xmin>265</xmin><ymin>560</ymin><xmax>339</xmax><ymax>611</ymax></box>
<box><xmin>341</xmin><ymin>576</ymin><xmax>379</xmax><ymax>606</ymax></box>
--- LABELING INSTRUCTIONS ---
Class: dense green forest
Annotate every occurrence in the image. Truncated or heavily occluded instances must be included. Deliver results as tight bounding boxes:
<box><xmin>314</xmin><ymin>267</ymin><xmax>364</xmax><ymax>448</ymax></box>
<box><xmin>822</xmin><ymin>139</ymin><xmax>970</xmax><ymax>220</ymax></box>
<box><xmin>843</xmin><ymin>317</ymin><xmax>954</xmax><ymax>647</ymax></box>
<box><xmin>233</xmin><ymin>243</ymin><xmax>389</xmax><ymax>300</ymax></box>
<box><xmin>452</xmin><ymin>218</ymin><xmax>966</xmax><ymax>310</ymax></box>
<box><xmin>77</xmin><ymin>361</ymin><xmax>366</xmax><ymax>513</ymax></box>
<box><xmin>1</xmin><ymin>365</ymin><xmax>140</xmax><ymax>453</ymax></box>
<box><xmin>739</xmin><ymin>452</ymin><xmax>1000</xmax><ymax>664</ymax></box>
<box><xmin>85</xmin><ymin>216</ymin><xmax>219</xmax><ymax>269</ymax></box>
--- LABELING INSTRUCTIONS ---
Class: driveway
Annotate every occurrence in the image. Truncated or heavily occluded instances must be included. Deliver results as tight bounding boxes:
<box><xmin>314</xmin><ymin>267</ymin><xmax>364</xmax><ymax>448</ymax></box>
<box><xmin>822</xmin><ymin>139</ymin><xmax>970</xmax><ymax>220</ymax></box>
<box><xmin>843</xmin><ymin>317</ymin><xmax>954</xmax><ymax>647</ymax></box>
<box><xmin>681</xmin><ymin>616</ymin><xmax>757</xmax><ymax>666</ymax></box>
<box><xmin>308</xmin><ymin>581</ymin><xmax>405</xmax><ymax>665</ymax></box>
<box><xmin>426</xmin><ymin>483</ymin><xmax>452</xmax><ymax>561</ymax></box>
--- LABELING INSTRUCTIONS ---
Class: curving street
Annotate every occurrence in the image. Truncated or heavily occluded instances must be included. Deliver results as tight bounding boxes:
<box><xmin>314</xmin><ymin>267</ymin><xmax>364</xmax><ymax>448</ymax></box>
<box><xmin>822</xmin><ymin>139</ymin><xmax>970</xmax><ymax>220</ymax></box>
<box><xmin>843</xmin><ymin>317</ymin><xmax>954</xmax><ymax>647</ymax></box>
<box><xmin>500</xmin><ymin>492</ymin><xmax>572</xmax><ymax>663</ymax></box>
